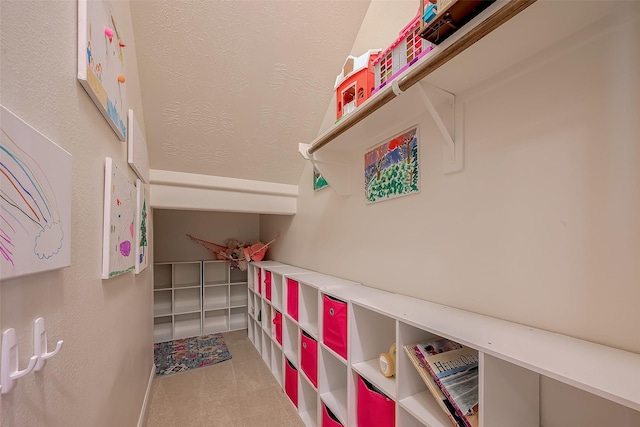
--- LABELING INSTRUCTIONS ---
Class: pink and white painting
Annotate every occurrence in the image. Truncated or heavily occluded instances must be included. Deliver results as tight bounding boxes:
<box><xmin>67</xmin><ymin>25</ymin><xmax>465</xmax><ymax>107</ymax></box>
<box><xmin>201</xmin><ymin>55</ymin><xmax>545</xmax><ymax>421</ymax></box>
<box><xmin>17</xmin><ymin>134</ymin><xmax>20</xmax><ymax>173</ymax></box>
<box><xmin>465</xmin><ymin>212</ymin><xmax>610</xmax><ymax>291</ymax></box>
<box><xmin>0</xmin><ymin>105</ymin><xmax>72</xmax><ymax>279</ymax></box>
<box><xmin>102</xmin><ymin>157</ymin><xmax>135</xmax><ymax>279</ymax></box>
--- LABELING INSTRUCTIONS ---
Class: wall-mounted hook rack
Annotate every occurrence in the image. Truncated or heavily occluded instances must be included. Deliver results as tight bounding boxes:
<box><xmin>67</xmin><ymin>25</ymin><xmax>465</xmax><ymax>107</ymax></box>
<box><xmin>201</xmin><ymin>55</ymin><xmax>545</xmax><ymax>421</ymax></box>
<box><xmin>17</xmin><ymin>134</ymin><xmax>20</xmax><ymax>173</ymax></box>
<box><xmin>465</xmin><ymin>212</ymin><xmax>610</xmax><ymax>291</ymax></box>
<box><xmin>1</xmin><ymin>328</ymin><xmax>38</xmax><ymax>394</ymax></box>
<box><xmin>33</xmin><ymin>317</ymin><xmax>63</xmax><ymax>371</ymax></box>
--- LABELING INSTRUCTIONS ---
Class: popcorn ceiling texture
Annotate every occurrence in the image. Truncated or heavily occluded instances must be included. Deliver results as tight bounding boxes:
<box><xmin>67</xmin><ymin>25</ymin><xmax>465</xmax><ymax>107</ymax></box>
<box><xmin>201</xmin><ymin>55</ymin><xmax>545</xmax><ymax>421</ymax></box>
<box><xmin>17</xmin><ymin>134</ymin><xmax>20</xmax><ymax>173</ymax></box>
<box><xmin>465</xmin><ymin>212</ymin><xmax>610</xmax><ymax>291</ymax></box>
<box><xmin>130</xmin><ymin>0</ymin><xmax>372</xmax><ymax>184</ymax></box>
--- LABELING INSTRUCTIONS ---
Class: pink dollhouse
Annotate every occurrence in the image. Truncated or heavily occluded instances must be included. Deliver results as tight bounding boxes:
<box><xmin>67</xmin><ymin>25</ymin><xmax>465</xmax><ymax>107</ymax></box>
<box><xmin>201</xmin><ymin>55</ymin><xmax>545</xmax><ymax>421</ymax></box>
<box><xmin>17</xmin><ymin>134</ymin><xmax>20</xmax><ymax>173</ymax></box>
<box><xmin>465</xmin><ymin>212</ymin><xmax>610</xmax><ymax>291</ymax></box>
<box><xmin>372</xmin><ymin>5</ymin><xmax>435</xmax><ymax>94</ymax></box>
<box><xmin>334</xmin><ymin>49</ymin><xmax>381</xmax><ymax>121</ymax></box>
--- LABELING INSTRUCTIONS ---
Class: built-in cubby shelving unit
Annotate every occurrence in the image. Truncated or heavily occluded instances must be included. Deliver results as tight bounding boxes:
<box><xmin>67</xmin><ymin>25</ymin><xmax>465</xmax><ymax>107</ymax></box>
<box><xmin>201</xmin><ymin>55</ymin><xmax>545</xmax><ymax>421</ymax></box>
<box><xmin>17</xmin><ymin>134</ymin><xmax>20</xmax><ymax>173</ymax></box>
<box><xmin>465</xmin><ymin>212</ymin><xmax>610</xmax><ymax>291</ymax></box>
<box><xmin>152</xmin><ymin>260</ymin><xmax>248</xmax><ymax>343</ymax></box>
<box><xmin>246</xmin><ymin>260</ymin><xmax>640</xmax><ymax>427</ymax></box>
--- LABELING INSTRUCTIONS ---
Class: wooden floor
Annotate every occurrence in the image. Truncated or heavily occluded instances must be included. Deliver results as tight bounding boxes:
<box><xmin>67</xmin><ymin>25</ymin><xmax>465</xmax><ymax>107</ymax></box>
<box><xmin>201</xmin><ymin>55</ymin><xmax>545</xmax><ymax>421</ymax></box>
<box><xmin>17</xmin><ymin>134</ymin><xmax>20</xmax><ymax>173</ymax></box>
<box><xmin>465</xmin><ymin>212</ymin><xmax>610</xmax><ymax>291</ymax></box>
<box><xmin>145</xmin><ymin>330</ymin><xmax>304</xmax><ymax>427</ymax></box>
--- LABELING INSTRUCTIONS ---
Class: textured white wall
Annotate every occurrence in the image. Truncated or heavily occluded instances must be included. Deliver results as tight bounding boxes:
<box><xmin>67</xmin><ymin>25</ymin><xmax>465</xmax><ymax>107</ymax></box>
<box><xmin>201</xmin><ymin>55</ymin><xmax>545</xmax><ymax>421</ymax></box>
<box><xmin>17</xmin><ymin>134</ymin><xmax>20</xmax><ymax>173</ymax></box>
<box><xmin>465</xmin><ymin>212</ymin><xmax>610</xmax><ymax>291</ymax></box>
<box><xmin>261</xmin><ymin>3</ymin><xmax>640</xmax><ymax>425</ymax></box>
<box><xmin>1</xmin><ymin>1</ymin><xmax>152</xmax><ymax>426</ymax></box>
<box><xmin>153</xmin><ymin>210</ymin><xmax>260</xmax><ymax>263</ymax></box>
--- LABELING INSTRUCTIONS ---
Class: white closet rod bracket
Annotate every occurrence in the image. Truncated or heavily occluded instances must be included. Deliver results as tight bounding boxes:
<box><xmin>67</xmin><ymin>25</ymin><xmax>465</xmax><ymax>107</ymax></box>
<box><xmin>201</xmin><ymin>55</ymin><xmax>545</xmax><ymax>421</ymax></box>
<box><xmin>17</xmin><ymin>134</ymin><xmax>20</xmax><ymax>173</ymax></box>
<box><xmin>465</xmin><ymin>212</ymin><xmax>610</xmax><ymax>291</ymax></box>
<box><xmin>391</xmin><ymin>79</ymin><xmax>404</xmax><ymax>96</ymax></box>
<box><xmin>416</xmin><ymin>81</ymin><xmax>464</xmax><ymax>174</ymax></box>
<box><xmin>298</xmin><ymin>143</ymin><xmax>351</xmax><ymax>196</ymax></box>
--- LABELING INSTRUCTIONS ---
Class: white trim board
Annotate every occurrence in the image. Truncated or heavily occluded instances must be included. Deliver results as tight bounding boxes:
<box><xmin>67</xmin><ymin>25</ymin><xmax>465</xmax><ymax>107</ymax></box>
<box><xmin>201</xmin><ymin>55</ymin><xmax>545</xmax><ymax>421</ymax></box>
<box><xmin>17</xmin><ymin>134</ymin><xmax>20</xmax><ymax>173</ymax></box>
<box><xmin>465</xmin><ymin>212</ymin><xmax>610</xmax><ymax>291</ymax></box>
<box><xmin>149</xmin><ymin>169</ymin><xmax>297</xmax><ymax>214</ymax></box>
<box><xmin>137</xmin><ymin>363</ymin><xmax>155</xmax><ymax>427</ymax></box>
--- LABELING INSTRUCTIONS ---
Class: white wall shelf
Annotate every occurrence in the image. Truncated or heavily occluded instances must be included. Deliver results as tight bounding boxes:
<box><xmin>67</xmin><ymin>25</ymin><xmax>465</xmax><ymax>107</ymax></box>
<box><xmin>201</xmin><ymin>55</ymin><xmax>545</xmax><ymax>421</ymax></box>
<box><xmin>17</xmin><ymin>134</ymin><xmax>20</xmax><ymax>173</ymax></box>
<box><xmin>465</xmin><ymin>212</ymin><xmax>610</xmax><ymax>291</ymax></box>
<box><xmin>149</xmin><ymin>169</ymin><xmax>298</xmax><ymax>214</ymax></box>
<box><xmin>300</xmin><ymin>0</ymin><xmax>619</xmax><ymax>193</ymax></box>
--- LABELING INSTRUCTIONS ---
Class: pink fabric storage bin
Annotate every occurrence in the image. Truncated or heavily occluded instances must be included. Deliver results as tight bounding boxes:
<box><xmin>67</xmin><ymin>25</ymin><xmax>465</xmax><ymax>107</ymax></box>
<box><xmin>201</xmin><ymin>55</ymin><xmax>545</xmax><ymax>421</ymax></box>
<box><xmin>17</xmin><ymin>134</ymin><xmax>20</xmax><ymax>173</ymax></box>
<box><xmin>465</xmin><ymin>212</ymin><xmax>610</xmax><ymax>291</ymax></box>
<box><xmin>357</xmin><ymin>376</ymin><xmax>395</xmax><ymax>427</ymax></box>
<box><xmin>265</xmin><ymin>270</ymin><xmax>272</xmax><ymax>301</ymax></box>
<box><xmin>323</xmin><ymin>294</ymin><xmax>348</xmax><ymax>360</ymax></box>
<box><xmin>257</xmin><ymin>269</ymin><xmax>262</xmax><ymax>294</ymax></box>
<box><xmin>286</xmin><ymin>278</ymin><xmax>299</xmax><ymax>321</ymax></box>
<box><xmin>322</xmin><ymin>403</ymin><xmax>344</xmax><ymax>427</ymax></box>
<box><xmin>273</xmin><ymin>310</ymin><xmax>282</xmax><ymax>345</ymax></box>
<box><xmin>285</xmin><ymin>358</ymin><xmax>298</xmax><ymax>407</ymax></box>
<box><xmin>300</xmin><ymin>331</ymin><xmax>318</xmax><ymax>388</ymax></box>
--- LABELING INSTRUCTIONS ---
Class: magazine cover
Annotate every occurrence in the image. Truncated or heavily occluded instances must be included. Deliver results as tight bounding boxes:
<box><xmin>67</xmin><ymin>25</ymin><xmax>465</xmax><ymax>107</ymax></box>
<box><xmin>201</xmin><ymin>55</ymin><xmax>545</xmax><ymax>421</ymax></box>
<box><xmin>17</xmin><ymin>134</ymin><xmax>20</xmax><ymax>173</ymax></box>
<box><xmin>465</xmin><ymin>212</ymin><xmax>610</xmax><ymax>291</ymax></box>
<box><xmin>414</xmin><ymin>339</ymin><xmax>479</xmax><ymax>427</ymax></box>
<box><xmin>403</xmin><ymin>343</ymin><xmax>466</xmax><ymax>427</ymax></box>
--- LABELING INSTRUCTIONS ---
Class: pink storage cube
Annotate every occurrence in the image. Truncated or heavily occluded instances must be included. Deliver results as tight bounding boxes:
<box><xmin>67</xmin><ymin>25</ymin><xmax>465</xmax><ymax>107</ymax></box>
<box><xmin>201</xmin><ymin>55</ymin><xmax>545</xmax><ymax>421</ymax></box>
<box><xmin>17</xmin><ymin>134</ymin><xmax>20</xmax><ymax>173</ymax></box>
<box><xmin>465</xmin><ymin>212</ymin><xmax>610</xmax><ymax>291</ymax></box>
<box><xmin>300</xmin><ymin>331</ymin><xmax>318</xmax><ymax>388</ymax></box>
<box><xmin>357</xmin><ymin>376</ymin><xmax>395</xmax><ymax>427</ymax></box>
<box><xmin>285</xmin><ymin>358</ymin><xmax>298</xmax><ymax>407</ymax></box>
<box><xmin>257</xmin><ymin>269</ymin><xmax>262</xmax><ymax>294</ymax></box>
<box><xmin>273</xmin><ymin>310</ymin><xmax>283</xmax><ymax>345</ymax></box>
<box><xmin>323</xmin><ymin>294</ymin><xmax>348</xmax><ymax>360</ymax></box>
<box><xmin>322</xmin><ymin>403</ymin><xmax>344</xmax><ymax>427</ymax></box>
<box><xmin>286</xmin><ymin>278</ymin><xmax>299</xmax><ymax>321</ymax></box>
<box><xmin>265</xmin><ymin>270</ymin><xmax>272</xmax><ymax>301</ymax></box>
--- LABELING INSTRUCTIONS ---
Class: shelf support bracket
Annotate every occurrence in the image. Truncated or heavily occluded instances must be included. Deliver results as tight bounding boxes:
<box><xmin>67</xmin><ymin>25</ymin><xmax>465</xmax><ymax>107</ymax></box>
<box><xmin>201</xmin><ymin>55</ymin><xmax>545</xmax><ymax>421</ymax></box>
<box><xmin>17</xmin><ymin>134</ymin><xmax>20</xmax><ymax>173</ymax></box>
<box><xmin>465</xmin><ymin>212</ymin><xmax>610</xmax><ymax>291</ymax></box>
<box><xmin>299</xmin><ymin>143</ymin><xmax>351</xmax><ymax>196</ymax></box>
<box><xmin>416</xmin><ymin>81</ymin><xmax>464</xmax><ymax>174</ymax></box>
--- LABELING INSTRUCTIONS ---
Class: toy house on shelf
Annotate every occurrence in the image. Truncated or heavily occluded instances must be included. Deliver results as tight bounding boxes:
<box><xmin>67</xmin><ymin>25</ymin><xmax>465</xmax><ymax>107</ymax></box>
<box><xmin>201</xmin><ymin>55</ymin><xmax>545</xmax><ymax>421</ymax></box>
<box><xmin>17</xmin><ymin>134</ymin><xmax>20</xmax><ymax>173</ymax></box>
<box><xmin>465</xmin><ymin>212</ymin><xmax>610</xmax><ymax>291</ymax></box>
<box><xmin>372</xmin><ymin>4</ymin><xmax>435</xmax><ymax>95</ymax></box>
<box><xmin>419</xmin><ymin>0</ymin><xmax>496</xmax><ymax>44</ymax></box>
<box><xmin>334</xmin><ymin>49</ymin><xmax>381</xmax><ymax>121</ymax></box>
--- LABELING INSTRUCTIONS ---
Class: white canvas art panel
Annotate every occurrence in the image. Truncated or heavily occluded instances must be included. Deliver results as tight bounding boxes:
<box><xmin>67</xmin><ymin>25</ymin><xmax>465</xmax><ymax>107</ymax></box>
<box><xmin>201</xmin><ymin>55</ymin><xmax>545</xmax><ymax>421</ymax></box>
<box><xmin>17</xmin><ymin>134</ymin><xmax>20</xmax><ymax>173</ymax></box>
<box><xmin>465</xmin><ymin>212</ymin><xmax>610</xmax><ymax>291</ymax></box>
<box><xmin>0</xmin><ymin>105</ymin><xmax>72</xmax><ymax>279</ymax></box>
<box><xmin>135</xmin><ymin>179</ymin><xmax>149</xmax><ymax>274</ymax></box>
<box><xmin>127</xmin><ymin>109</ymin><xmax>149</xmax><ymax>183</ymax></box>
<box><xmin>102</xmin><ymin>157</ymin><xmax>136</xmax><ymax>279</ymax></box>
<box><xmin>77</xmin><ymin>0</ymin><xmax>128</xmax><ymax>141</ymax></box>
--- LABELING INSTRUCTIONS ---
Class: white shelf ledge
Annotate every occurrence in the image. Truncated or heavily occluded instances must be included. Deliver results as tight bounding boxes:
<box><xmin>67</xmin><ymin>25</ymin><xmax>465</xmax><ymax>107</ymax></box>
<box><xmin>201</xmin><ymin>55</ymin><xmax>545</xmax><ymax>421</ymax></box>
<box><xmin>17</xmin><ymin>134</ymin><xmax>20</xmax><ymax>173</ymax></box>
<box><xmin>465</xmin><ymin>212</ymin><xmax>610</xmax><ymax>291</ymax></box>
<box><xmin>149</xmin><ymin>169</ymin><xmax>297</xmax><ymax>214</ymax></box>
<box><xmin>354</xmin><ymin>293</ymin><xmax>640</xmax><ymax>412</ymax></box>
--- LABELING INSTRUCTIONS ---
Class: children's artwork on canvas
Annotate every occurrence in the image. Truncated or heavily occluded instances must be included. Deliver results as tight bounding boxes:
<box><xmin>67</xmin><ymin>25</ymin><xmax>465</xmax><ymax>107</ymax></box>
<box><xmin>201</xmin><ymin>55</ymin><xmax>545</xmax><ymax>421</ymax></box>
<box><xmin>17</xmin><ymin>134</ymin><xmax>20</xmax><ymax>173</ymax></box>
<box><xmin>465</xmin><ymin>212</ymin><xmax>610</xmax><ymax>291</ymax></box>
<box><xmin>135</xmin><ymin>179</ymin><xmax>149</xmax><ymax>274</ymax></box>
<box><xmin>313</xmin><ymin>166</ymin><xmax>328</xmax><ymax>191</ymax></box>
<box><xmin>102</xmin><ymin>157</ymin><xmax>136</xmax><ymax>279</ymax></box>
<box><xmin>0</xmin><ymin>105</ymin><xmax>72</xmax><ymax>279</ymax></box>
<box><xmin>78</xmin><ymin>0</ymin><xmax>128</xmax><ymax>141</ymax></box>
<box><xmin>128</xmin><ymin>110</ymin><xmax>149</xmax><ymax>183</ymax></box>
<box><xmin>365</xmin><ymin>126</ymin><xmax>419</xmax><ymax>204</ymax></box>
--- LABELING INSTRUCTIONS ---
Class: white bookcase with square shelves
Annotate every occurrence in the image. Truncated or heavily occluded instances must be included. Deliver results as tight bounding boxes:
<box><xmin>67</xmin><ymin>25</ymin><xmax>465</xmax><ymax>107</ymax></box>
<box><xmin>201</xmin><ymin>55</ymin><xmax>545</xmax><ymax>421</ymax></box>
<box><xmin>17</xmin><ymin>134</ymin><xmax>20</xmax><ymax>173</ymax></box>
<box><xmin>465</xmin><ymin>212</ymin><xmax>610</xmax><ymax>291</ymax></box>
<box><xmin>246</xmin><ymin>261</ymin><xmax>640</xmax><ymax>427</ymax></box>
<box><xmin>153</xmin><ymin>260</ymin><xmax>248</xmax><ymax>343</ymax></box>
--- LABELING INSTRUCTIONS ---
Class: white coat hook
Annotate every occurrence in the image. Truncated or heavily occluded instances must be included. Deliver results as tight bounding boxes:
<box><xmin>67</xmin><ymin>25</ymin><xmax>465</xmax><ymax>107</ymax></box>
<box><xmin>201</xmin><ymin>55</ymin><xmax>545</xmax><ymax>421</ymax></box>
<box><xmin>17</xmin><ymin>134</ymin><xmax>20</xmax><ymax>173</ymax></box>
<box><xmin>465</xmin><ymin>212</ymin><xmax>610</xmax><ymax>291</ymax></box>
<box><xmin>33</xmin><ymin>317</ymin><xmax>63</xmax><ymax>371</ymax></box>
<box><xmin>1</xmin><ymin>328</ymin><xmax>38</xmax><ymax>394</ymax></box>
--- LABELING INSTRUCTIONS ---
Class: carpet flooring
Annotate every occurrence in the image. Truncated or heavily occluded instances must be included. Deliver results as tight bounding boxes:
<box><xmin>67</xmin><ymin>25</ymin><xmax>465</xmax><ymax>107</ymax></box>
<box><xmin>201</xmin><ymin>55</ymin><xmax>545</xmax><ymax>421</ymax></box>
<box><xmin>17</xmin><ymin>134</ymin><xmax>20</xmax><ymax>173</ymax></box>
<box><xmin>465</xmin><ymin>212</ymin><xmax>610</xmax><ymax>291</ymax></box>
<box><xmin>144</xmin><ymin>330</ymin><xmax>304</xmax><ymax>427</ymax></box>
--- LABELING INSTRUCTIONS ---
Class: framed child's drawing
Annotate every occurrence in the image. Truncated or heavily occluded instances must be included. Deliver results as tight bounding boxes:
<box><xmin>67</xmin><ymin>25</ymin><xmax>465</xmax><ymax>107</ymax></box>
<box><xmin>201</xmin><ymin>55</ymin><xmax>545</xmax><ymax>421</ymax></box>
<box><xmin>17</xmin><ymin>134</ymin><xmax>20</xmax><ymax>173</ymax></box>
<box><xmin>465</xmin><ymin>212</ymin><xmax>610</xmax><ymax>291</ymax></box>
<box><xmin>135</xmin><ymin>179</ymin><xmax>149</xmax><ymax>274</ymax></box>
<box><xmin>313</xmin><ymin>166</ymin><xmax>328</xmax><ymax>191</ymax></box>
<box><xmin>78</xmin><ymin>0</ymin><xmax>128</xmax><ymax>141</ymax></box>
<box><xmin>364</xmin><ymin>126</ymin><xmax>419</xmax><ymax>204</ymax></box>
<box><xmin>102</xmin><ymin>157</ymin><xmax>136</xmax><ymax>279</ymax></box>
<box><xmin>128</xmin><ymin>110</ymin><xmax>149</xmax><ymax>183</ymax></box>
<box><xmin>0</xmin><ymin>105</ymin><xmax>73</xmax><ymax>279</ymax></box>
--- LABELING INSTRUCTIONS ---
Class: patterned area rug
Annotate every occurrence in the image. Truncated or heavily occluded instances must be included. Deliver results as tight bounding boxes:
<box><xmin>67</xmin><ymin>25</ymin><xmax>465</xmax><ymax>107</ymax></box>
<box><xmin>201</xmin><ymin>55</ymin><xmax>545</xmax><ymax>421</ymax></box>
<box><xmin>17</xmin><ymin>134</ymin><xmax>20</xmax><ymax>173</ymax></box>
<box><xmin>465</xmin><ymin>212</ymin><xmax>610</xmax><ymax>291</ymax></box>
<box><xmin>154</xmin><ymin>333</ymin><xmax>232</xmax><ymax>377</ymax></box>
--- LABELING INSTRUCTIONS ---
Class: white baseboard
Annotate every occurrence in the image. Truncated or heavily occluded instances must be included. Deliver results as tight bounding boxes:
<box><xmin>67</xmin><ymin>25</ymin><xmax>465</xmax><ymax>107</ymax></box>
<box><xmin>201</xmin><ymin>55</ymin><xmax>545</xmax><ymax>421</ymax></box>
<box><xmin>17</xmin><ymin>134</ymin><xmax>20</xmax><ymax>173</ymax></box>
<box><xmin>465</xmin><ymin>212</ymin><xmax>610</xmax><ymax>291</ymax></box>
<box><xmin>137</xmin><ymin>363</ymin><xmax>155</xmax><ymax>427</ymax></box>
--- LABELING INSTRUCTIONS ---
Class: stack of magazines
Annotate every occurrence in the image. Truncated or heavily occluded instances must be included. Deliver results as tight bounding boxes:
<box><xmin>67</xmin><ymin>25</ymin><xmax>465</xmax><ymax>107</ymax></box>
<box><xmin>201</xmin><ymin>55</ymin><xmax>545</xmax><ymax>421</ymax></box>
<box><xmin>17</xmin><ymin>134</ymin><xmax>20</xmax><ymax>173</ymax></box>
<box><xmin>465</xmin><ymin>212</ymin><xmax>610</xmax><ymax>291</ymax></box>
<box><xmin>403</xmin><ymin>338</ymin><xmax>479</xmax><ymax>427</ymax></box>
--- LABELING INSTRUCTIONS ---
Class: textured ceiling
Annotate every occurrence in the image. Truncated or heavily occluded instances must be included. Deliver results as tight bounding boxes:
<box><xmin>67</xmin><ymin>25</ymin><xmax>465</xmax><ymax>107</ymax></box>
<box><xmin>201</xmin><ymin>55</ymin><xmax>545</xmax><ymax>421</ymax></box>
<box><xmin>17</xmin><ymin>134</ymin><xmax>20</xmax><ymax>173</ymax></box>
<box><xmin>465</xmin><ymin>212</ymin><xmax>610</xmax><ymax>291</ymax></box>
<box><xmin>130</xmin><ymin>0</ymin><xmax>372</xmax><ymax>185</ymax></box>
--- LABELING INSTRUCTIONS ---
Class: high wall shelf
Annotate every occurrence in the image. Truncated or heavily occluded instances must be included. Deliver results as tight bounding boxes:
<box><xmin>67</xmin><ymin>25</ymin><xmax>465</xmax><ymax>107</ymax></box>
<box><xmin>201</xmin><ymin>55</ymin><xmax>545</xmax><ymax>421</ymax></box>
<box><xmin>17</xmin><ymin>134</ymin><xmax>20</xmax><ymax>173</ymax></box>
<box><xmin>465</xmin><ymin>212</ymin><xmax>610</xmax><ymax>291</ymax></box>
<box><xmin>153</xmin><ymin>260</ymin><xmax>248</xmax><ymax>343</ymax></box>
<box><xmin>246</xmin><ymin>260</ymin><xmax>640</xmax><ymax>427</ymax></box>
<box><xmin>299</xmin><ymin>0</ymin><xmax>620</xmax><ymax>192</ymax></box>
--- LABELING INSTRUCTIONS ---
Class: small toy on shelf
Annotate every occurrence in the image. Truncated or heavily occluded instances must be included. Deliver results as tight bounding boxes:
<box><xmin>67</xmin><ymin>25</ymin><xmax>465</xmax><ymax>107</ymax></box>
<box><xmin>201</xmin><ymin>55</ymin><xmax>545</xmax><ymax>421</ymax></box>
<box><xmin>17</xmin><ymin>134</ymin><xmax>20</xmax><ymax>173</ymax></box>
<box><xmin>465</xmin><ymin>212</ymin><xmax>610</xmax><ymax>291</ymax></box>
<box><xmin>334</xmin><ymin>49</ymin><xmax>382</xmax><ymax>121</ymax></box>
<box><xmin>371</xmin><ymin>2</ymin><xmax>435</xmax><ymax>95</ymax></box>
<box><xmin>379</xmin><ymin>343</ymin><xmax>397</xmax><ymax>378</ymax></box>
<box><xmin>419</xmin><ymin>0</ymin><xmax>496</xmax><ymax>45</ymax></box>
<box><xmin>423</xmin><ymin>2</ymin><xmax>438</xmax><ymax>24</ymax></box>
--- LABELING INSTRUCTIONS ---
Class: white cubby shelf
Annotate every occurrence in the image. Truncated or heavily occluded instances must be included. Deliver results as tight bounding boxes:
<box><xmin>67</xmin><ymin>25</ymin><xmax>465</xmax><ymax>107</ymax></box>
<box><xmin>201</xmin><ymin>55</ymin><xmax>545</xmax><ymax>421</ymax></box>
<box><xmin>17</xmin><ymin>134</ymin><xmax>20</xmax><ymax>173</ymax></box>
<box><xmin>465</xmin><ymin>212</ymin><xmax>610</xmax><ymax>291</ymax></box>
<box><xmin>246</xmin><ymin>260</ymin><xmax>640</xmax><ymax>427</ymax></box>
<box><xmin>152</xmin><ymin>260</ymin><xmax>248</xmax><ymax>343</ymax></box>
